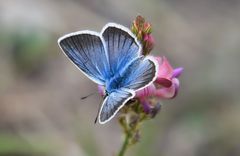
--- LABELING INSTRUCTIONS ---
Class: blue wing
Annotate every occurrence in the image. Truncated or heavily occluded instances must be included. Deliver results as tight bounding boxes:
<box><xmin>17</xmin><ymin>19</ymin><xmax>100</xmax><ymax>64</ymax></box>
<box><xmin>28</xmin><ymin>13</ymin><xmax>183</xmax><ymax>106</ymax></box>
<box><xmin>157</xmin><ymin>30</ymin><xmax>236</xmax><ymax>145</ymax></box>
<box><xmin>101</xmin><ymin>23</ymin><xmax>141</xmax><ymax>74</ymax></box>
<box><xmin>58</xmin><ymin>31</ymin><xmax>110</xmax><ymax>85</ymax></box>
<box><xmin>99</xmin><ymin>57</ymin><xmax>157</xmax><ymax>124</ymax></box>
<box><xmin>99</xmin><ymin>88</ymin><xmax>134</xmax><ymax>124</ymax></box>
<box><xmin>120</xmin><ymin>56</ymin><xmax>157</xmax><ymax>90</ymax></box>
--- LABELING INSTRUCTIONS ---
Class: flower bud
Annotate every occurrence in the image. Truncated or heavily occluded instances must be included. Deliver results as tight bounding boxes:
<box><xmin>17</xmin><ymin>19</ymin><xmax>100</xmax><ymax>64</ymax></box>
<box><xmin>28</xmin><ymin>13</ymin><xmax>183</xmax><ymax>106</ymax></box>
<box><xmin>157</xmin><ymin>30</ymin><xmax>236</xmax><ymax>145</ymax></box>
<box><xmin>149</xmin><ymin>102</ymin><xmax>161</xmax><ymax>118</ymax></box>
<box><xmin>143</xmin><ymin>34</ymin><xmax>154</xmax><ymax>55</ymax></box>
<box><xmin>131</xmin><ymin>130</ymin><xmax>140</xmax><ymax>144</ymax></box>
<box><xmin>135</xmin><ymin>15</ymin><xmax>145</xmax><ymax>30</ymax></box>
<box><xmin>131</xmin><ymin>16</ymin><xmax>154</xmax><ymax>55</ymax></box>
<box><xmin>143</xmin><ymin>23</ymin><xmax>152</xmax><ymax>34</ymax></box>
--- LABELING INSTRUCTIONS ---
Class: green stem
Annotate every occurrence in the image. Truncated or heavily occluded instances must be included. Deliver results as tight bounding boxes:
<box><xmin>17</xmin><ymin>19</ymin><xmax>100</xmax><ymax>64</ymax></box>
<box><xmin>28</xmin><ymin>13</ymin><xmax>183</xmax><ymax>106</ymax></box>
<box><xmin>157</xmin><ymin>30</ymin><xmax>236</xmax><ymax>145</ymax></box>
<box><xmin>118</xmin><ymin>132</ymin><xmax>130</xmax><ymax>156</ymax></box>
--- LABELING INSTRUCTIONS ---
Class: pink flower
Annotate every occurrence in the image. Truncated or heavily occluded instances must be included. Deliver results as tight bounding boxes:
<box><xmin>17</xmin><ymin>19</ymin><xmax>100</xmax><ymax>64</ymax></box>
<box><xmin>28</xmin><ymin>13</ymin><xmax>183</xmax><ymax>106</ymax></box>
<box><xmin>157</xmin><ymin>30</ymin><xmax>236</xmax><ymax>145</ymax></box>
<box><xmin>136</xmin><ymin>56</ymin><xmax>183</xmax><ymax>99</ymax></box>
<box><xmin>136</xmin><ymin>56</ymin><xmax>183</xmax><ymax>114</ymax></box>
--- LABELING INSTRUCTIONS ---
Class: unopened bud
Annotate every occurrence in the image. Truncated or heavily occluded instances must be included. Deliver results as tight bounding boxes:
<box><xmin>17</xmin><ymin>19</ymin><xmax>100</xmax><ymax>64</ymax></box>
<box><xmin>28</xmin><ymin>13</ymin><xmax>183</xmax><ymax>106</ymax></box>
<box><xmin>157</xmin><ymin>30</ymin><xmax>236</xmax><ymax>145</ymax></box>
<box><xmin>143</xmin><ymin>34</ymin><xmax>155</xmax><ymax>55</ymax></box>
<box><xmin>143</xmin><ymin>23</ymin><xmax>152</xmax><ymax>34</ymax></box>
<box><xmin>150</xmin><ymin>103</ymin><xmax>161</xmax><ymax>118</ymax></box>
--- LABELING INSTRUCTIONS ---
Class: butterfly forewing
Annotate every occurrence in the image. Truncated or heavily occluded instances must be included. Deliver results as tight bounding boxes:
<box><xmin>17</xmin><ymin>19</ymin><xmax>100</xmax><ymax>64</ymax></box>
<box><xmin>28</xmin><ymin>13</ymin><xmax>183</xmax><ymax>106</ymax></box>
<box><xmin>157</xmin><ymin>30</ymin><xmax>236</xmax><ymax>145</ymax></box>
<box><xmin>102</xmin><ymin>23</ymin><xmax>140</xmax><ymax>74</ymax></box>
<box><xmin>58</xmin><ymin>32</ymin><xmax>110</xmax><ymax>85</ymax></box>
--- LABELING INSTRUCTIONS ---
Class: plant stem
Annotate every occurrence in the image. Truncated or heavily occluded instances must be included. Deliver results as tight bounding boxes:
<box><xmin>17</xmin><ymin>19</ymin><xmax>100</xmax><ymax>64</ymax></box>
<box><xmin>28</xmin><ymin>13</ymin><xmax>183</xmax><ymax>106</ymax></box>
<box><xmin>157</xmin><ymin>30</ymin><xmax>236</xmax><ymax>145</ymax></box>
<box><xmin>118</xmin><ymin>132</ymin><xmax>130</xmax><ymax>156</ymax></box>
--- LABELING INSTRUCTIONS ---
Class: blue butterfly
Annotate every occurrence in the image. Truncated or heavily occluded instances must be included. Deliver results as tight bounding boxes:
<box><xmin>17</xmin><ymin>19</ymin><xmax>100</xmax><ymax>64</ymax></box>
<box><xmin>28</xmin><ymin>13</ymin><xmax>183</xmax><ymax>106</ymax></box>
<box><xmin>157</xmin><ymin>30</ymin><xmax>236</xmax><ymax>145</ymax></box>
<box><xmin>58</xmin><ymin>23</ymin><xmax>157</xmax><ymax>124</ymax></box>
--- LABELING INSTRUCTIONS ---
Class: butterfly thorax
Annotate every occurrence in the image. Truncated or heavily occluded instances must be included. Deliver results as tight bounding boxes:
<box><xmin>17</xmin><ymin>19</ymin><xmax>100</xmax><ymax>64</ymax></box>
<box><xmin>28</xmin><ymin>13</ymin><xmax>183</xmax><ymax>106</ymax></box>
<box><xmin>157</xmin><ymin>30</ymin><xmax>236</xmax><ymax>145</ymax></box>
<box><xmin>105</xmin><ymin>73</ymin><xmax>125</xmax><ymax>93</ymax></box>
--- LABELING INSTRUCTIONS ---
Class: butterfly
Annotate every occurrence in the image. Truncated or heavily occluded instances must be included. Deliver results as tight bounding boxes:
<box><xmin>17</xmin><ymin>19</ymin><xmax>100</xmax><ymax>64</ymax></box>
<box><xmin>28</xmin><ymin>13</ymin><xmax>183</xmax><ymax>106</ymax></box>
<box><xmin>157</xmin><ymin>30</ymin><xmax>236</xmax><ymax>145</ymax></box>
<box><xmin>58</xmin><ymin>23</ymin><xmax>157</xmax><ymax>124</ymax></box>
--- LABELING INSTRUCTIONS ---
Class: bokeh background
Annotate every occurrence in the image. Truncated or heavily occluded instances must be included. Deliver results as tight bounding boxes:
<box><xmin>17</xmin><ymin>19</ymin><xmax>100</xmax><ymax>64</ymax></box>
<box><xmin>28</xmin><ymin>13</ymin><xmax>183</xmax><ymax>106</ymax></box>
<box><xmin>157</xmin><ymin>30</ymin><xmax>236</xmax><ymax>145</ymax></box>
<box><xmin>0</xmin><ymin>0</ymin><xmax>240</xmax><ymax>156</ymax></box>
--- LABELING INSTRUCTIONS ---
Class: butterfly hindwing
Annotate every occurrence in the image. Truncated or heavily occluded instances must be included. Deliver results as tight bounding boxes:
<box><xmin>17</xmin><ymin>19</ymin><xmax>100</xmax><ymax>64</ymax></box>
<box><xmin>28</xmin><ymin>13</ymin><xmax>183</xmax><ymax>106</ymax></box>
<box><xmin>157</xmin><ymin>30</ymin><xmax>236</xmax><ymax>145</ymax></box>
<box><xmin>119</xmin><ymin>56</ymin><xmax>157</xmax><ymax>90</ymax></box>
<box><xmin>58</xmin><ymin>31</ymin><xmax>110</xmax><ymax>85</ymax></box>
<box><xmin>99</xmin><ymin>88</ymin><xmax>134</xmax><ymax>124</ymax></box>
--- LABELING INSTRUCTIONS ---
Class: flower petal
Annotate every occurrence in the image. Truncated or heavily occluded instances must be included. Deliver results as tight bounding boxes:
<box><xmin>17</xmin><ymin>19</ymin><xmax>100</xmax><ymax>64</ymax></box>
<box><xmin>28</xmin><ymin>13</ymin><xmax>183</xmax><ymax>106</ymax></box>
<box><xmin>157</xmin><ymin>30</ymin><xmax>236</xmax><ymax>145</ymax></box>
<box><xmin>98</xmin><ymin>85</ymin><xmax>105</xmax><ymax>96</ymax></box>
<box><xmin>155</xmin><ymin>78</ymin><xmax>172</xmax><ymax>88</ymax></box>
<box><xmin>140</xmin><ymin>98</ymin><xmax>151</xmax><ymax>113</ymax></box>
<box><xmin>171</xmin><ymin>78</ymin><xmax>180</xmax><ymax>98</ymax></box>
<box><xmin>154</xmin><ymin>78</ymin><xmax>179</xmax><ymax>99</ymax></box>
<box><xmin>136</xmin><ymin>84</ymin><xmax>155</xmax><ymax>98</ymax></box>
<box><xmin>157</xmin><ymin>56</ymin><xmax>173</xmax><ymax>79</ymax></box>
<box><xmin>172</xmin><ymin>67</ymin><xmax>184</xmax><ymax>78</ymax></box>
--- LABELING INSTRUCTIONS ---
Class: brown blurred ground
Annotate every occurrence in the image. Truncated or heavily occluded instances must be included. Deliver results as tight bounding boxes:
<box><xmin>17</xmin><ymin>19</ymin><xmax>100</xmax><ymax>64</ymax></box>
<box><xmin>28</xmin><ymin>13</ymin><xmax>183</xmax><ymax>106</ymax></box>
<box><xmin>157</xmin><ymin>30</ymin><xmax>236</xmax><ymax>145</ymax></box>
<box><xmin>0</xmin><ymin>0</ymin><xmax>240</xmax><ymax>156</ymax></box>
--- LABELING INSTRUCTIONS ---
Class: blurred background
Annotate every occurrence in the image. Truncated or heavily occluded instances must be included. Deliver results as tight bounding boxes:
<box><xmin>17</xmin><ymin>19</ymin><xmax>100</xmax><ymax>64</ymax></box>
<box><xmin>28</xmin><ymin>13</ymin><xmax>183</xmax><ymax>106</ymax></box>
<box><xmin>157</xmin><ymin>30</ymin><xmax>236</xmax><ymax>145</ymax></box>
<box><xmin>0</xmin><ymin>0</ymin><xmax>240</xmax><ymax>156</ymax></box>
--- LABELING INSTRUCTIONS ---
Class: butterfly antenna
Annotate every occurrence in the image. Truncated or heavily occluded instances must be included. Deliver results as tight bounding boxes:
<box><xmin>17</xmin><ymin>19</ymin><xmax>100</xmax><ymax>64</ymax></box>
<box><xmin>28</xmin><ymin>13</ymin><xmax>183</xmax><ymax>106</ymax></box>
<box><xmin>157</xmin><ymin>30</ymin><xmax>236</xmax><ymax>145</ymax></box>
<box><xmin>94</xmin><ymin>95</ymin><xmax>107</xmax><ymax>124</ymax></box>
<box><xmin>81</xmin><ymin>92</ymin><xmax>96</xmax><ymax>100</ymax></box>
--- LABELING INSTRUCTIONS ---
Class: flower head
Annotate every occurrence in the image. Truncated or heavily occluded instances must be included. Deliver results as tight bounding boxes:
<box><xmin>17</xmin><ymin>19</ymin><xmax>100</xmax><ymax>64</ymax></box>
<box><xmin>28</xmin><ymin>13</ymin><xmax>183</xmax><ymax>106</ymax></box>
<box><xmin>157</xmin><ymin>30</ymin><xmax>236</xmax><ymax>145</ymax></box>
<box><xmin>136</xmin><ymin>56</ymin><xmax>183</xmax><ymax>115</ymax></box>
<box><xmin>131</xmin><ymin>15</ymin><xmax>154</xmax><ymax>55</ymax></box>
